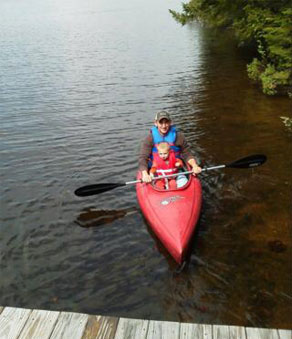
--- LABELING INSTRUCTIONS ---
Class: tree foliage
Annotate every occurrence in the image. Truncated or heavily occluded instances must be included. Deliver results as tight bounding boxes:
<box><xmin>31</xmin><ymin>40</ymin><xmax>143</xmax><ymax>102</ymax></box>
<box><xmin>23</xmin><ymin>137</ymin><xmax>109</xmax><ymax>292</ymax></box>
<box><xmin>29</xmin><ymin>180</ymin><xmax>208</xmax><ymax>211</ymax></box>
<box><xmin>169</xmin><ymin>0</ymin><xmax>292</xmax><ymax>96</ymax></box>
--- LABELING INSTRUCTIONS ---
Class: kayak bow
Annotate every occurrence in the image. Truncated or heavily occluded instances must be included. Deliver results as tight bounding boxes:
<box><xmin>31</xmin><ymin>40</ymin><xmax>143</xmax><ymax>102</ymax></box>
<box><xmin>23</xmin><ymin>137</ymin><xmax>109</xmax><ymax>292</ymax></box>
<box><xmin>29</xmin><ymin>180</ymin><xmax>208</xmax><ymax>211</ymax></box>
<box><xmin>136</xmin><ymin>172</ymin><xmax>202</xmax><ymax>264</ymax></box>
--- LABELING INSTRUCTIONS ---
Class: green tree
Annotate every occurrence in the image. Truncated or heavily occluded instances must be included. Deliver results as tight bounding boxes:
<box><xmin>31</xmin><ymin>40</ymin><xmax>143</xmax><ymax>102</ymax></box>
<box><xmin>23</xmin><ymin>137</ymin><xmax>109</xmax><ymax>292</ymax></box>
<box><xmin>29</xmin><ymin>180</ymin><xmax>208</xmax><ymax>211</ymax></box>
<box><xmin>170</xmin><ymin>0</ymin><xmax>292</xmax><ymax>96</ymax></box>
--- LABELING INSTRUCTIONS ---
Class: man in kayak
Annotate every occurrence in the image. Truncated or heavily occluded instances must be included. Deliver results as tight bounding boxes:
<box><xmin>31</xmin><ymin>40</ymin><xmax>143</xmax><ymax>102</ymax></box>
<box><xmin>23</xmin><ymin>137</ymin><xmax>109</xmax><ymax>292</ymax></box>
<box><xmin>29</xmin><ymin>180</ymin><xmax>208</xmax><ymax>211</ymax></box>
<box><xmin>139</xmin><ymin>110</ymin><xmax>202</xmax><ymax>183</ymax></box>
<box><xmin>150</xmin><ymin>142</ymin><xmax>183</xmax><ymax>189</ymax></box>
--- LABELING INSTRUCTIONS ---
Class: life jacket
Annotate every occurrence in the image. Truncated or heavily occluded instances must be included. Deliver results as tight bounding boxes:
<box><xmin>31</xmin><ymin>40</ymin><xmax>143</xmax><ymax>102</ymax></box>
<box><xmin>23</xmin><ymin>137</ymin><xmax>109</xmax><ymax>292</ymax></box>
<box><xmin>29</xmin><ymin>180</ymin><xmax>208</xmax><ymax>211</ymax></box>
<box><xmin>151</xmin><ymin>125</ymin><xmax>181</xmax><ymax>156</ymax></box>
<box><xmin>152</xmin><ymin>150</ymin><xmax>178</xmax><ymax>177</ymax></box>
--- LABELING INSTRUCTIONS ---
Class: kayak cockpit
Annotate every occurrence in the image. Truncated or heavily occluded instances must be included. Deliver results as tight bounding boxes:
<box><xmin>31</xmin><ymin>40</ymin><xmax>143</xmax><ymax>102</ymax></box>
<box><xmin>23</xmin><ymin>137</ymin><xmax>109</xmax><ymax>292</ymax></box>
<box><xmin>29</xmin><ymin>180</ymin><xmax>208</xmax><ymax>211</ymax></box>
<box><xmin>150</xmin><ymin>166</ymin><xmax>191</xmax><ymax>192</ymax></box>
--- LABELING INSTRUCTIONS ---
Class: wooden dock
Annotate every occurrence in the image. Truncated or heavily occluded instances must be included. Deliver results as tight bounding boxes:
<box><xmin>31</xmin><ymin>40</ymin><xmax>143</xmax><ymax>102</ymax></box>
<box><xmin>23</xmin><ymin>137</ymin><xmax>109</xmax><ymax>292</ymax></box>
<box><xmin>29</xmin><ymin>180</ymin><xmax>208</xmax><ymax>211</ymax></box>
<box><xmin>0</xmin><ymin>306</ymin><xmax>291</xmax><ymax>339</ymax></box>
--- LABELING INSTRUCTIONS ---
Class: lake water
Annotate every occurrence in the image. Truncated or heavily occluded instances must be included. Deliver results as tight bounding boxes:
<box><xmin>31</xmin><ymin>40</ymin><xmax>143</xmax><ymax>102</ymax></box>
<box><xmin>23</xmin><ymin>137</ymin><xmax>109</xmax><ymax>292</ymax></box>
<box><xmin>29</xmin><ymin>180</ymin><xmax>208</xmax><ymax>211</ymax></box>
<box><xmin>0</xmin><ymin>0</ymin><xmax>291</xmax><ymax>329</ymax></box>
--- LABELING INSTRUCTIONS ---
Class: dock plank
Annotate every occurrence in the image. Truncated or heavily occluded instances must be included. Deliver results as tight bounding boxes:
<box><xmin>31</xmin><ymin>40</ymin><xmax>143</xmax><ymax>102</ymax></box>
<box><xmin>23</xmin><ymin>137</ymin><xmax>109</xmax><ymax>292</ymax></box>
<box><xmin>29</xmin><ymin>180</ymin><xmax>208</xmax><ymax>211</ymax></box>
<box><xmin>146</xmin><ymin>320</ymin><xmax>163</xmax><ymax>339</ymax></box>
<box><xmin>114</xmin><ymin>317</ymin><xmax>149</xmax><ymax>339</ymax></box>
<box><xmin>213</xmin><ymin>325</ymin><xmax>230</xmax><ymax>339</ymax></box>
<box><xmin>229</xmin><ymin>325</ymin><xmax>247</xmax><ymax>339</ymax></box>
<box><xmin>278</xmin><ymin>329</ymin><xmax>292</xmax><ymax>339</ymax></box>
<box><xmin>18</xmin><ymin>309</ymin><xmax>59</xmax><ymax>339</ymax></box>
<box><xmin>246</xmin><ymin>327</ymin><xmax>279</xmax><ymax>339</ymax></box>
<box><xmin>180</xmin><ymin>323</ymin><xmax>212</xmax><ymax>339</ymax></box>
<box><xmin>50</xmin><ymin>311</ymin><xmax>88</xmax><ymax>339</ymax></box>
<box><xmin>0</xmin><ymin>305</ymin><xmax>291</xmax><ymax>339</ymax></box>
<box><xmin>159</xmin><ymin>320</ymin><xmax>180</xmax><ymax>339</ymax></box>
<box><xmin>0</xmin><ymin>307</ymin><xmax>32</xmax><ymax>339</ymax></box>
<box><xmin>82</xmin><ymin>315</ymin><xmax>119</xmax><ymax>339</ymax></box>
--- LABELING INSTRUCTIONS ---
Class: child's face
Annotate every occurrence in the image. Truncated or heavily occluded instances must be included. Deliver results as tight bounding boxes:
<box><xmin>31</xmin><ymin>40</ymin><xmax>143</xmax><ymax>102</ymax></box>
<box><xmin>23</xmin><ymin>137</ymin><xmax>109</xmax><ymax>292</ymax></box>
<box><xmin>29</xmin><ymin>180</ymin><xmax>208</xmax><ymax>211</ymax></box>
<box><xmin>158</xmin><ymin>149</ymin><xmax>169</xmax><ymax>160</ymax></box>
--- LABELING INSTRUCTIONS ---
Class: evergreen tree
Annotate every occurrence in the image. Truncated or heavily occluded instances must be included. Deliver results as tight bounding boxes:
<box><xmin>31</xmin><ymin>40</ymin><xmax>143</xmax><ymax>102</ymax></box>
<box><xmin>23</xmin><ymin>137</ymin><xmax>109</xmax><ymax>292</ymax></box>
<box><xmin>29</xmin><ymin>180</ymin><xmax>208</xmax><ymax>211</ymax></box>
<box><xmin>170</xmin><ymin>0</ymin><xmax>292</xmax><ymax>96</ymax></box>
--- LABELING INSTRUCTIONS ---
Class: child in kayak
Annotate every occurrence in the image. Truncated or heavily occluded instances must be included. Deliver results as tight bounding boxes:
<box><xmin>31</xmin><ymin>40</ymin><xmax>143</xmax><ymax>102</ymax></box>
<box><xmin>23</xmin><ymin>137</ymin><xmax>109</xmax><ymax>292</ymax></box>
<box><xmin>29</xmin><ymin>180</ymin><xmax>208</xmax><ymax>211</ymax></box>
<box><xmin>150</xmin><ymin>142</ymin><xmax>184</xmax><ymax>189</ymax></box>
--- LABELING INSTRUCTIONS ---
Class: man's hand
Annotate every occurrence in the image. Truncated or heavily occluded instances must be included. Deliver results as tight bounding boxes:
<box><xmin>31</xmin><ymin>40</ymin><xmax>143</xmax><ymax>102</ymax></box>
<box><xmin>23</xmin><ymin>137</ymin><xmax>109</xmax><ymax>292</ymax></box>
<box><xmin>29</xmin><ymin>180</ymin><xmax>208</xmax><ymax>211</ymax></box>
<box><xmin>142</xmin><ymin>170</ymin><xmax>152</xmax><ymax>183</ymax></box>
<box><xmin>188</xmin><ymin>159</ymin><xmax>202</xmax><ymax>176</ymax></box>
<box><xmin>192</xmin><ymin>164</ymin><xmax>202</xmax><ymax>175</ymax></box>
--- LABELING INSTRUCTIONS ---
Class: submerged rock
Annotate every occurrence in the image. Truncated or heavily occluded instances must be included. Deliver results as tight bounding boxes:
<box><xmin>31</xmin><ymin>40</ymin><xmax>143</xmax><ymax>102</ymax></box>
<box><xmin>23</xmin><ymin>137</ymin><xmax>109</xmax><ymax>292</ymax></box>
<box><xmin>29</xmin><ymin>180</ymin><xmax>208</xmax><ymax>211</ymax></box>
<box><xmin>268</xmin><ymin>240</ymin><xmax>287</xmax><ymax>253</ymax></box>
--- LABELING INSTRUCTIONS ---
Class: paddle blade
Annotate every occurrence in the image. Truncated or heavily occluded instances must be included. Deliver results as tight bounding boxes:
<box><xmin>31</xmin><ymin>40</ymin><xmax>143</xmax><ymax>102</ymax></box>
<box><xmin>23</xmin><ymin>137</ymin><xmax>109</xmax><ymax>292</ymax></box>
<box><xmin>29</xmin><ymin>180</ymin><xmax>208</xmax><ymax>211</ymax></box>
<box><xmin>227</xmin><ymin>154</ymin><xmax>267</xmax><ymax>169</ymax></box>
<box><xmin>74</xmin><ymin>183</ymin><xmax>125</xmax><ymax>197</ymax></box>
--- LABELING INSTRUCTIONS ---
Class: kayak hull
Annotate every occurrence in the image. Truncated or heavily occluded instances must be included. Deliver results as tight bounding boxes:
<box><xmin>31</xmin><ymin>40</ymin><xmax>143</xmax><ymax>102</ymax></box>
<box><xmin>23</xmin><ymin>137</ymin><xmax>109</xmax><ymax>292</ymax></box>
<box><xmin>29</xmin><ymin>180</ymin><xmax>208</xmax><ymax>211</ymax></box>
<box><xmin>136</xmin><ymin>173</ymin><xmax>202</xmax><ymax>264</ymax></box>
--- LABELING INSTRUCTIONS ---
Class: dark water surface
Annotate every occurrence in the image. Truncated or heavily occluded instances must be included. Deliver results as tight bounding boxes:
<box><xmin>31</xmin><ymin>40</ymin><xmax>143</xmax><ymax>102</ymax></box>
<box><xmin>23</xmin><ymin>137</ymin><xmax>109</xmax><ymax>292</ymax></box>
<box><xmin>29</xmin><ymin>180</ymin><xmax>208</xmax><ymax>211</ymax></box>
<box><xmin>1</xmin><ymin>0</ymin><xmax>291</xmax><ymax>329</ymax></box>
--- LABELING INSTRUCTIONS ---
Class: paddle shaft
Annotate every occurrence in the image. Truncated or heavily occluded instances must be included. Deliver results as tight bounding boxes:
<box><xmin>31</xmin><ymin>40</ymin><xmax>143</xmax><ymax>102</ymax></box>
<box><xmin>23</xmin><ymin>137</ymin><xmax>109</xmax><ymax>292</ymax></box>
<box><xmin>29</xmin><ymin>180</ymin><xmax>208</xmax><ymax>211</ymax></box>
<box><xmin>75</xmin><ymin>154</ymin><xmax>266</xmax><ymax>196</ymax></box>
<box><xmin>132</xmin><ymin>153</ymin><xmax>267</xmax><ymax>184</ymax></box>
<box><xmin>126</xmin><ymin>164</ymin><xmax>226</xmax><ymax>185</ymax></box>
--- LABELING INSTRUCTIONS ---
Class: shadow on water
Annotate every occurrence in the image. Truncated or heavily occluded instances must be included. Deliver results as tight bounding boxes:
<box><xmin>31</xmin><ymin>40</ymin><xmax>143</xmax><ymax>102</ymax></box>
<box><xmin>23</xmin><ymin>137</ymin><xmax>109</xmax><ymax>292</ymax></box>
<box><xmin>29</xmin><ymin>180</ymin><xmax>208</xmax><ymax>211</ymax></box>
<box><xmin>75</xmin><ymin>207</ymin><xmax>138</xmax><ymax>228</ymax></box>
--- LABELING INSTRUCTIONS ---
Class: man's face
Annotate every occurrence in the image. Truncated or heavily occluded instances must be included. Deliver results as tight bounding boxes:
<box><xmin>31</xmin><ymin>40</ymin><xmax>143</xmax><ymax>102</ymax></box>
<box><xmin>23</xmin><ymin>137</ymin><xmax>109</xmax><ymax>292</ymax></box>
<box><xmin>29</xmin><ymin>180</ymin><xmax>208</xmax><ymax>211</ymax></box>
<box><xmin>155</xmin><ymin>118</ymin><xmax>171</xmax><ymax>135</ymax></box>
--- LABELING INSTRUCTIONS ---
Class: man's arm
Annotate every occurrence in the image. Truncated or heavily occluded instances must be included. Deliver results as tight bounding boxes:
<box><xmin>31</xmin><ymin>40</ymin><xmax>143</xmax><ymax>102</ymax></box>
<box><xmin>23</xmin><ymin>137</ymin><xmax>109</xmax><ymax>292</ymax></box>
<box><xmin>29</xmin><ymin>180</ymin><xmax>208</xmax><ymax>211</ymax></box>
<box><xmin>138</xmin><ymin>133</ymin><xmax>153</xmax><ymax>171</ymax></box>
<box><xmin>177</xmin><ymin>132</ymin><xmax>201</xmax><ymax>174</ymax></box>
<box><xmin>176</xmin><ymin>132</ymin><xmax>194</xmax><ymax>162</ymax></box>
<box><xmin>138</xmin><ymin>133</ymin><xmax>154</xmax><ymax>182</ymax></box>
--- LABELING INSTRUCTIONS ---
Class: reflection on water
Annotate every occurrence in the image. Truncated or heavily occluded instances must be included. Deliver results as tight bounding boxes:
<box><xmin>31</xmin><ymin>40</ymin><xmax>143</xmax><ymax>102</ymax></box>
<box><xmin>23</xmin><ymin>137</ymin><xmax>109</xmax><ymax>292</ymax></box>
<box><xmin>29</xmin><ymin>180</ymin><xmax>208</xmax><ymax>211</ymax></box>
<box><xmin>0</xmin><ymin>0</ymin><xmax>291</xmax><ymax>330</ymax></box>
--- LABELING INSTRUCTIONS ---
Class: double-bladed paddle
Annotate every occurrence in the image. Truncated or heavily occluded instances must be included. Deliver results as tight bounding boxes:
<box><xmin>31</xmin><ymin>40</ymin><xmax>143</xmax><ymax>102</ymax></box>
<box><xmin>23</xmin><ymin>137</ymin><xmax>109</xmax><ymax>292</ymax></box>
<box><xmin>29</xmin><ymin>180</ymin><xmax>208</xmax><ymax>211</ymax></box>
<box><xmin>74</xmin><ymin>154</ymin><xmax>267</xmax><ymax>197</ymax></box>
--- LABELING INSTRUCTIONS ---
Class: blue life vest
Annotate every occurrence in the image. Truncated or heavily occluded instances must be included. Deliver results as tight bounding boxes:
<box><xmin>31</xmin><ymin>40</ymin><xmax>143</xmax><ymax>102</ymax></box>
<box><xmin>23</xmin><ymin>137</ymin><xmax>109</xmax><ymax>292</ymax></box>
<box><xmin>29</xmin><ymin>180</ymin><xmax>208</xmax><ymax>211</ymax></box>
<box><xmin>151</xmin><ymin>125</ymin><xmax>181</xmax><ymax>155</ymax></box>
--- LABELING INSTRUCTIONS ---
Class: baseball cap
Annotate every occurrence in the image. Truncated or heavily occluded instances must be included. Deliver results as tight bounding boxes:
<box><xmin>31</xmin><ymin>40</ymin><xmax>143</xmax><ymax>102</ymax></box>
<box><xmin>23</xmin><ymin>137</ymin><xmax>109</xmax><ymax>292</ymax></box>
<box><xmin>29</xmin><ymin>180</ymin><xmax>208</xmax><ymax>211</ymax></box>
<box><xmin>155</xmin><ymin>111</ymin><xmax>171</xmax><ymax>122</ymax></box>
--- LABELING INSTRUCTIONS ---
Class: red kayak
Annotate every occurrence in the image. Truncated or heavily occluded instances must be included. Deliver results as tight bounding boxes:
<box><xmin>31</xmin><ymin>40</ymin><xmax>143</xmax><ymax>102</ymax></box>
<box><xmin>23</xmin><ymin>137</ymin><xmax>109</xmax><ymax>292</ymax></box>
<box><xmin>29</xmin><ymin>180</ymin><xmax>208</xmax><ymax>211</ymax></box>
<box><xmin>136</xmin><ymin>172</ymin><xmax>202</xmax><ymax>264</ymax></box>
